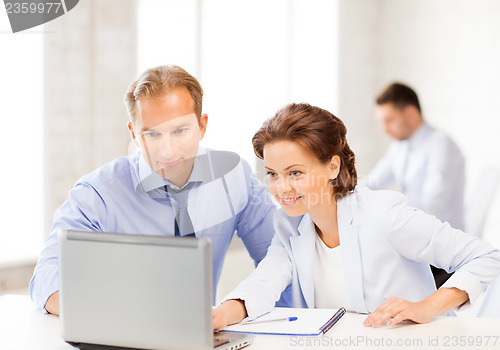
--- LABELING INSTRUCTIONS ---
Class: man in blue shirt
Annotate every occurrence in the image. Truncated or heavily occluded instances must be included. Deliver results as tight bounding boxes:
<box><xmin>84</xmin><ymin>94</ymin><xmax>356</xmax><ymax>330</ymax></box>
<box><xmin>29</xmin><ymin>65</ymin><xmax>278</xmax><ymax>315</ymax></box>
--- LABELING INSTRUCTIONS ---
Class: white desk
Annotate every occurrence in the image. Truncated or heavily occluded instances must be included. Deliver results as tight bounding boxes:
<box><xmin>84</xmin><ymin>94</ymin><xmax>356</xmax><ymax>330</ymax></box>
<box><xmin>1</xmin><ymin>294</ymin><xmax>499</xmax><ymax>350</ymax></box>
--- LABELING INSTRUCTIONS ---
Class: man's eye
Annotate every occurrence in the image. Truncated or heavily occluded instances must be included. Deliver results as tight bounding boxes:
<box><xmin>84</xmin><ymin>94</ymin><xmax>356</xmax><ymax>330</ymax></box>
<box><xmin>145</xmin><ymin>132</ymin><xmax>159</xmax><ymax>138</ymax></box>
<box><xmin>174</xmin><ymin>128</ymin><xmax>186</xmax><ymax>134</ymax></box>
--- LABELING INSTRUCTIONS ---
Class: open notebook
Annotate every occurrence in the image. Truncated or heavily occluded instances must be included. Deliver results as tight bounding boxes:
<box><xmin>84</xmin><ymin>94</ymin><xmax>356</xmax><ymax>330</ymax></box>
<box><xmin>220</xmin><ymin>307</ymin><xmax>346</xmax><ymax>336</ymax></box>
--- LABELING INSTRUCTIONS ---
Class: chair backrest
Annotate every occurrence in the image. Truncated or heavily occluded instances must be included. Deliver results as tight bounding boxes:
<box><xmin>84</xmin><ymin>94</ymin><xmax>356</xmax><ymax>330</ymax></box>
<box><xmin>464</xmin><ymin>166</ymin><xmax>500</xmax><ymax>237</ymax></box>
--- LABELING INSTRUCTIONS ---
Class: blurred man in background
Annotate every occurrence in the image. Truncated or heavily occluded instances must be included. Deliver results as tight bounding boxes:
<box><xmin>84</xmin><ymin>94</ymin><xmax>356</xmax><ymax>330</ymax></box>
<box><xmin>365</xmin><ymin>82</ymin><xmax>465</xmax><ymax>287</ymax></box>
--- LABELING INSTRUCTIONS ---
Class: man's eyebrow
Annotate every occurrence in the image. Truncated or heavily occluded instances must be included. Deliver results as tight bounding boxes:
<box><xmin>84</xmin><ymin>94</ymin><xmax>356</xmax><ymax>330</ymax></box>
<box><xmin>140</xmin><ymin>126</ymin><xmax>160</xmax><ymax>133</ymax></box>
<box><xmin>172</xmin><ymin>122</ymin><xmax>191</xmax><ymax>129</ymax></box>
<box><xmin>140</xmin><ymin>122</ymin><xmax>193</xmax><ymax>133</ymax></box>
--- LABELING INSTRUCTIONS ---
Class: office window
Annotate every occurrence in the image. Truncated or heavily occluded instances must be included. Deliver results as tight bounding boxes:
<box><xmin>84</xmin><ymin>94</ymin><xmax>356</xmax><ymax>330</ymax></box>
<box><xmin>137</xmin><ymin>0</ymin><xmax>339</xmax><ymax>168</ymax></box>
<box><xmin>0</xmin><ymin>15</ymin><xmax>44</xmax><ymax>264</ymax></box>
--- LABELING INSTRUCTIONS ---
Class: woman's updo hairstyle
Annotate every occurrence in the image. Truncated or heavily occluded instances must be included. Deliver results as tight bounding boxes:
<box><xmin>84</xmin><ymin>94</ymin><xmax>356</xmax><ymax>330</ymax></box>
<box><xmin>252</xmin><ymin>103</ymin><xmax>357</xmax><ymax>198</ymax></box>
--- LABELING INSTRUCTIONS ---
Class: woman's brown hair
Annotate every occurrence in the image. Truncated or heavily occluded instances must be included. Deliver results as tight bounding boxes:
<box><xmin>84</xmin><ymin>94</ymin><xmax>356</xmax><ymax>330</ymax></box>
<box><xmin>252</xmin><ymin>103</ymin><xmax>357</xmax><ymax>198</ymax></box>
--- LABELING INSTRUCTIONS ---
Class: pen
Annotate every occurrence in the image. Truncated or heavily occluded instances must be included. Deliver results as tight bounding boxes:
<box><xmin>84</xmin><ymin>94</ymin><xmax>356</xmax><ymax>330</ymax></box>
<box><xmin>320</xmin><ymin>307</ymin><xmax>346</xmax><ymax>334</ymax></box>
<box><xmin>241</xmin><ymin>316</ymin><xmax>298</xmax><ymax>325</ymax></box>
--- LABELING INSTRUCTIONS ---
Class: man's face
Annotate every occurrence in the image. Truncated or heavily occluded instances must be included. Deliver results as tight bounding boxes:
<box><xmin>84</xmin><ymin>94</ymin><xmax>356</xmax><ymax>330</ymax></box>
<box><xmin>128</xmin><ymin>87</ymin><xmax>208</xmax><ymax>188</ymax></box>
<box><xmin>375</xmin><ymin>103</ymin><xmax>413</xmax><ymax>141</ymax></box>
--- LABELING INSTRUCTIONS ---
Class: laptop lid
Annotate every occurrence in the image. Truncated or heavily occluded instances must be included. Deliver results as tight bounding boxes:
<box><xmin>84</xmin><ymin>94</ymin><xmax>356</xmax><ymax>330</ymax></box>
<box><xmin>59</xmin><ymin>230</ymin><xmax>216</xmax><ymax>350</ymax></box>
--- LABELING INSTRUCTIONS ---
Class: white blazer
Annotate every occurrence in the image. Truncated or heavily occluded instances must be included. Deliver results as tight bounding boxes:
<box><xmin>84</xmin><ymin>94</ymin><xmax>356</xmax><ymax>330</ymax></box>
<box><xmin>476</xmin><ymin>274</ymin><xmax>500</xmax><ymax>318</ymax></box>
<box><xmin>224</xmin><ymin>187</ymin><xmax>500</xmax><ymax>319</ymax></box>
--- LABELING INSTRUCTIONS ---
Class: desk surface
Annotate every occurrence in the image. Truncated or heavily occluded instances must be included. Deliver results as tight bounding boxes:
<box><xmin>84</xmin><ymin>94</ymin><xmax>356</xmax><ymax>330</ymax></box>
<box><xmin>1</xmin><ymin>294</ymin><xmax>499</xmax><ymax>350</ymax></box>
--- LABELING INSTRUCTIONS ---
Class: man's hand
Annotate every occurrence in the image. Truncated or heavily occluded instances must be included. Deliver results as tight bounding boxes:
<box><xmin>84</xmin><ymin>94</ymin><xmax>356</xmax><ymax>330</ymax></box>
<box><xmin>44</xmin><ymin>291</ymin><xmax>60</xmax><ymax>316</ymax></box>
<box><xmin>213</xmin><ymin>299</ymin><xmax>247</xmax><ymax>331</ymax></box>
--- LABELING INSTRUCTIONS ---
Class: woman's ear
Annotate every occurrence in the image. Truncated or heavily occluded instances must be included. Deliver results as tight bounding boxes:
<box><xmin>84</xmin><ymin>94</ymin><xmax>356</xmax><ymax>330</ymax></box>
<box><xmin>329</xmin><ymin>155</ymin><xmax>341</xmax><ymax>180</ymax></box>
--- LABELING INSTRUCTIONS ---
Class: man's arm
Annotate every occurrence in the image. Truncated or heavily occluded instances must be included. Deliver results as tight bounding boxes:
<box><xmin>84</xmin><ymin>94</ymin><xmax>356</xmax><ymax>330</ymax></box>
<box><xmin>234</xmin><ymin>159</ymin><xmax>276</xmax><ymax>265</ymax></box>
<box><xmin>414</xmin><ymin>139</ymin><xmax>465</xmax><ymax>227</ymax></box>
<box><xmin>29</xmin><ymin>182</ymin><xmax>108</xmax><ymax>313</ymax></box>
<box><xmin>45</xmin><ymin>291</ymin><xmax>60</xmax><ymax>316</ymax></box>
<box><xmin>363</xmin><ymin>145</ymin><xmax>396</xmax><ymax>190</ymax></box>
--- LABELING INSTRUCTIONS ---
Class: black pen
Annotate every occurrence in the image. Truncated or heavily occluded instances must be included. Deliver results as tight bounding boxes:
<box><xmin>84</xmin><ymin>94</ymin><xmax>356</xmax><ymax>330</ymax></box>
<box><xmin>319</xmin><ymin>307</ymin><xmax>346</xmax><ymax>334</ymax></box>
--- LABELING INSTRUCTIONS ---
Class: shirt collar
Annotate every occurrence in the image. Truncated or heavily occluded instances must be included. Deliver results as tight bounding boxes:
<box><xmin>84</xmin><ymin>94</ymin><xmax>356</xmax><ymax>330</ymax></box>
<box><xmin>137</xmin><ymin>147</ymin><xmax>209</xmax><ymax>193</ymax></box>
<box><xmin>407</xmin><ymin>121</ymin><xmax>431</xmax><ymax>147</ymax></box>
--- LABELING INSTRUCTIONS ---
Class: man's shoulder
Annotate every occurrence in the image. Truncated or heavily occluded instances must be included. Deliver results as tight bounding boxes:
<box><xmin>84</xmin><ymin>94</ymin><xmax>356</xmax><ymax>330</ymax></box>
<box><xmin>78</xmin><ymin>154</ymin><xmax>137</xmax><ymax>187</ymax></box>
<box><xmin>423</xmin><ymin>125</ymin><xmax>464</xmax><ymax>159</ymax></box>
<box><xmin>423</xmin><ymin>124</ymin><xmax>457</xmax><ymax>145</ymax></box>
<box><xmin>202</xmin><ymin>147</ymin><xmax>255</xmax><ymax>178</ymax></box>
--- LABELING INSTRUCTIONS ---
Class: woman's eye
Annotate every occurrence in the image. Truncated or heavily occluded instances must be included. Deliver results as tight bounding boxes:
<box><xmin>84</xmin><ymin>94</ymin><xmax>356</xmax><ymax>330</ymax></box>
<box><xmin>290</xmin><ymin>171</ymin><xmax>302</xmax><ymax>176</ymax></box>
<box><xmin>266</xmin><ymin>171</ymin><xmax>277</xmax><ymax>178</ymax></box>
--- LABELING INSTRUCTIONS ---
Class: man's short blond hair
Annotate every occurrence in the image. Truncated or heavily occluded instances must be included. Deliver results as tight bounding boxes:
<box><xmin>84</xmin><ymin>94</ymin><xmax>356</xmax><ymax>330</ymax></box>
<box><xmin>124</xmin><ymin>65</ymin><xmax>203</xmax><ymax>123</ymax></box>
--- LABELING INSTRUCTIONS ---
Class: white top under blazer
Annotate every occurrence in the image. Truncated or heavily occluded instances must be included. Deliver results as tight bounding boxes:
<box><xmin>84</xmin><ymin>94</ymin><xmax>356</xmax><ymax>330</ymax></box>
<box><xmin>314</xmin><ymin>233</ymin><xmax>351</xmax><ymax>310</ymax></box>
<box><xmin>223</xmin><ymin>186</ymin><xmax>500</xmax><ymax>320</ymax></box>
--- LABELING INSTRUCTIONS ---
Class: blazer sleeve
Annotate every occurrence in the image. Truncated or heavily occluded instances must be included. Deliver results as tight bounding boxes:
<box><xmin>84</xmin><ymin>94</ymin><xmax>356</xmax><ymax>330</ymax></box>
<box><xmin>221</xmin><ymin>231</ymin><xmax>293</xmax><ymax>320</ymax></box>
<box><xmin>380</xmin><ymin>191</ymin><xmax>500</xmax><ymax>305</ymax></box>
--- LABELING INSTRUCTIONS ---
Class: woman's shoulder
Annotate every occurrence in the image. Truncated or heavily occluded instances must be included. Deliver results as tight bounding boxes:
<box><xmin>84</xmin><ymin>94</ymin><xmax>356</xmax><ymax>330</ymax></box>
<box><xmin>348</xmin><ymin>186</ymin><xmax>409</xmax><ymax>215</ymax></box>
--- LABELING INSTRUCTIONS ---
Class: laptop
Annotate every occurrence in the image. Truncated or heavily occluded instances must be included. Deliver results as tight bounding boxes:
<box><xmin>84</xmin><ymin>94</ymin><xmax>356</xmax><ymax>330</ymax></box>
<box><xmin>58</xmin><ymin>230</ymin><xmax>253</xmax><ymax>350</ymax></box>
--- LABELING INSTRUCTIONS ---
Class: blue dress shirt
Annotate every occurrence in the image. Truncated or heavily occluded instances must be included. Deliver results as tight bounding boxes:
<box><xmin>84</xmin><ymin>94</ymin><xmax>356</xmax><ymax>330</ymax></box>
<box><xmin>365</xmin><ymin>122</ymin><xmax>465</xmax><ymax>230</ymax></box>
<box><xmin>29</xmin><ymin>147</ymin><xmax>277</xmax><ymax>310</ymax></box>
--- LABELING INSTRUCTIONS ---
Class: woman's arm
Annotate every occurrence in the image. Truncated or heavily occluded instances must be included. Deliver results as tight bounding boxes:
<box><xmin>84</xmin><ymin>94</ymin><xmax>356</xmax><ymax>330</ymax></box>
<box><xmin>363</xmin><ymin>287</ymin><xmax>468</xmax><ymax>327</ymax></box>
<box><xmin>213</xmin><ymin>299</ymin><xmax>248</xmax><ymax>331</ymax></box>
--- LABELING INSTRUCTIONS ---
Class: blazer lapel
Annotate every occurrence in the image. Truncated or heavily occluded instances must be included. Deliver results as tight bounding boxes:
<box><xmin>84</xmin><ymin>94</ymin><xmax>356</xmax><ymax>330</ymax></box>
<box><xmin>290</xmin><ymin>214</ymin><xmax>316</xmax><ymax>308</ymax></box>
<box><xmin>337</xmin><ymin>193</ymin><xmax>369</xmax><ymax>314</ymax></box>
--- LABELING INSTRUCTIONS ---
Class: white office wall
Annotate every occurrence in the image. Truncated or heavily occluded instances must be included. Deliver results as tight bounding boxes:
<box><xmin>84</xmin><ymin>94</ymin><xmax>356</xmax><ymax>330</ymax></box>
<box><xmin>137</xmin><ymin>0</ymin><xmax>199</xmax><ymax>75</ymax></box>
<box><xmin>0</xmin><ymin>14</ymin><xmax>44</xmax><ymax>264</ymax></box>
<box><xmin>336</xmin><ymin>0</ymin><xmax>386</xmax><ymax>177</ymax></box>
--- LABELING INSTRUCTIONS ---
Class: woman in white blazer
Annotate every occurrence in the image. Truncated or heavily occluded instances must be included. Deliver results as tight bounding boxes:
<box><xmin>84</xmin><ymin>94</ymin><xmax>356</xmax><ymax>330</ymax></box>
<box><xmin>213</xmin><ymin>103</ymin><xmax>500</xmax><ymax>329</ymax></box>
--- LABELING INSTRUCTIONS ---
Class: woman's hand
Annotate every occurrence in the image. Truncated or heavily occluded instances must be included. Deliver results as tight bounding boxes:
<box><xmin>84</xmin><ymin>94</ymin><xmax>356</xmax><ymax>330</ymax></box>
<box><xmin>363</xmin><ymin>287</ymin><xmax>469</xmax><ymax>327</ymax></box>
<box><xmin>213</xmin><ymin>299</ymin><xmax>248</xmax><ymax>331</ymax></box>
<box><xmin>363</xmin><ymin>297</ymin><xmax>433</xmax><ymax>327</ymax></box>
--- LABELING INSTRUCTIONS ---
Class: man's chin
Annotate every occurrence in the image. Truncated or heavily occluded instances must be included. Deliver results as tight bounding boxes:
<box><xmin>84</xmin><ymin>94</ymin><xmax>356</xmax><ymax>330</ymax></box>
<box><xmin>157</xmin><ymin>168</ymin><xmax>189</xmax><ymax>188</ymax></box>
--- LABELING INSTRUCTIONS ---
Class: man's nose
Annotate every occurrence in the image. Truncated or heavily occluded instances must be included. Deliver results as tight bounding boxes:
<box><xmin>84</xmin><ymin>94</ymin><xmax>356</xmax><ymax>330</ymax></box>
<box><xmin>160</xmin><ymin>135</ymin><xmax>176</xmax><ymax>159</ymax></box>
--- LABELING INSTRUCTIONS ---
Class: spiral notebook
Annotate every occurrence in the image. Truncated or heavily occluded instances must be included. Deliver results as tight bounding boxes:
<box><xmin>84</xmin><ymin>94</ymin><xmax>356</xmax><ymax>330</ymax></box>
<box><xmin>220</xmin><ymin>307</ymin><xmax>346</xmax><ymax>336</ymax></box>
